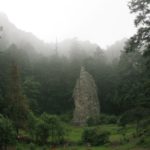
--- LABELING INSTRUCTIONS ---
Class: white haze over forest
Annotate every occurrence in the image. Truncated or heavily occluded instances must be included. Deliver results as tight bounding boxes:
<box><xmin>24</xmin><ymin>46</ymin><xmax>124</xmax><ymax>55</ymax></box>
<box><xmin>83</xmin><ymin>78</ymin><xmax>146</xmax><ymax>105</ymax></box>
<box><xmin>0</xmin><ymin>0</ymin><xmax>136</xmax><ymax>48</ymax></box>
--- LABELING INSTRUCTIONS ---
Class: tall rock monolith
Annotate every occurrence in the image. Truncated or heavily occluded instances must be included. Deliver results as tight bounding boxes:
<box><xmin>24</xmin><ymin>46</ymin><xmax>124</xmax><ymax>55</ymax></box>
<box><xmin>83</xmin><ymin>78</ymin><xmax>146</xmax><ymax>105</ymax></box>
<box><xmin>73</xmin><ymin>66</ymin><xmax>100</xmax><ymax>126</ymax></box>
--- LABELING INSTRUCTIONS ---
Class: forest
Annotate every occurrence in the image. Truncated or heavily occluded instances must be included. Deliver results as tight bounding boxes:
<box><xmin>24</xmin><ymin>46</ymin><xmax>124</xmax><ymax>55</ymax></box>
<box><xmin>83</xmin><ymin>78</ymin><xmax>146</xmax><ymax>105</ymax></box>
<box><xmin>0</xmin><ymin>0</ymin><xmax>150</xmax><ymax>150</ymax></box>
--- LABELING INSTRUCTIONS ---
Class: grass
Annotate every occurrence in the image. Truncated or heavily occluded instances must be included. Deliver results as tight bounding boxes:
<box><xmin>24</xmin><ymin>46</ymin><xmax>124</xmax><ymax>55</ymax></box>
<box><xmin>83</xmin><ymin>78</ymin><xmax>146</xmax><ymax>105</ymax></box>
<box><xmin>11</xmin><ymin>124</ymin><xmax>150</xmax><ymax>150</ymax></box>
<box><xmin>66</xmin><ymin>124</ymin><xmax>120</xmax><ymax>143</ymax></box>
<box><xmin>63</xmin><ymin>124</ymin><xmax>149</xmax><ymax>150</ymax></box>
<box><xmin>66</xmin><ymin>125</ymin><xmax>84</xmax><ymax>143</ymax></box>
<box><xmin>57</xmin><ymin>146</ymin><xmax>111</xmax><ymax>150</ymax></box>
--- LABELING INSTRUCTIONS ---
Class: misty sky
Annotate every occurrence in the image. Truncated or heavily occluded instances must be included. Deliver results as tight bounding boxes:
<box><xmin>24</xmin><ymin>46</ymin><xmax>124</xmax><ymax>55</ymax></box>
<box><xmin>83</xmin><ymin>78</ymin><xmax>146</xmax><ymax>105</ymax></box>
<box><xmin>0</xmin><ymin>0</ymin><xmax>136</xmax><ymax>48</ymax></box>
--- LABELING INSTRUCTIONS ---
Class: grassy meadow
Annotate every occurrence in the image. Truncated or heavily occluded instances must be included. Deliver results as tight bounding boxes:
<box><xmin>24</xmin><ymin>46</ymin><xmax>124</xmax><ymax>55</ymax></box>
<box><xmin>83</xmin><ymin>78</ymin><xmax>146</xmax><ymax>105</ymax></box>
<box><xmin>14</xmin><ymin>124</ymin><xmax>150</xmax><ymax>150</ymax></box>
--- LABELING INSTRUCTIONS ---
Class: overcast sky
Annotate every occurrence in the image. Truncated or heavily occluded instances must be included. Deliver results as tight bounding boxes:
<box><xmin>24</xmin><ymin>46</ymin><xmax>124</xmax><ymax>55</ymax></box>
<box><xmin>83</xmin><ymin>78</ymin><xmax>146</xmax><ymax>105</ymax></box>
<box><xmin>0</xmin><ymin>0</ymin><xmax>136</xmax><ymax>48</ymax></box>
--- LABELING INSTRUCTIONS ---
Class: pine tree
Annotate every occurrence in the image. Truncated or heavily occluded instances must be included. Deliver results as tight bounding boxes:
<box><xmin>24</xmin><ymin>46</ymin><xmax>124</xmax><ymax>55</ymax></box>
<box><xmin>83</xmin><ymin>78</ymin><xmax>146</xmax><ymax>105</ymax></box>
<box><xmin>7</xmin><ymin>63</ymin><xmax>29</xmax><ymax>135</ymax></box>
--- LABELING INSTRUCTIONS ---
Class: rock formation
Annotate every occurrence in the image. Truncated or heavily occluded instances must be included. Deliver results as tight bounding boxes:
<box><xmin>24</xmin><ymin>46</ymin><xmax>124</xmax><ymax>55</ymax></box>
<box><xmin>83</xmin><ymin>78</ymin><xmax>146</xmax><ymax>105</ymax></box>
<box><xmin>73</xmin><ymin>66</ymin><xmax>100</xmax><ymax>126</ymax></box>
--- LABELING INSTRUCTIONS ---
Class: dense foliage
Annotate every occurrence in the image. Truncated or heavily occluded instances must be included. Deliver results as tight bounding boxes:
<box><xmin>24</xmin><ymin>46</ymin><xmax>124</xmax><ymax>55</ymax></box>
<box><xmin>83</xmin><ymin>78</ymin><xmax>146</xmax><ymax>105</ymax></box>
<box><xmin>0</xmin><ymin>114</ymin><xmax>16</xmax><ymax>150</ymax></box>
<box><xmin>82</xmin><ymin>127</ymin><xmax>110</xmax><ymax>146</ymax></box>
<box><xmin>0</xmin><ymin>0</ymin><xmax>149</xmax><ymax>148</ymax></box>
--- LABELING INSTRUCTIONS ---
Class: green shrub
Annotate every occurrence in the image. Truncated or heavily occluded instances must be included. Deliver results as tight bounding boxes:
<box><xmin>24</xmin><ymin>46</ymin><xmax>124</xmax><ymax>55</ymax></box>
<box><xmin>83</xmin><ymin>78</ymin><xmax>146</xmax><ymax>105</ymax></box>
<box><xmin>16</xmin><ymin>145</ymin><xmax>23</xmax><ymax>150</ymax></box>
<box><xmin>35</xmin><ymin>113</ymin><xmax>66</xmax><ymax>145</ymax></box>
<box><xmin>60</xmin><ymin>113</ymin><xmax>72</xmax><ymax>123</ymax></box>
<box><xmin>86</xmin><ymin>116</ymin><xmax>99</xmax><ymax>126</ymax></box>
<box><xmin>27</xmin><ymin>111</ymin><xmax>38</xmax><ymax>141</ymax></box>
<box><xmin>41</xmin><ymin>113</ymin><xmax>66</xmax><ymax>144</ymax></box>
<box><xmin>82</xmin><ymin>127</ymin><xmax>110</xmax><ymax>146</ymax></box>
<box><xmin>0</xmin><ymin>114</ymin><xmax>16</xmax><ymax>149</ymax></box>
<box><xmin>137</xmin><ymin>136</ymin><xmax>145</xmax><ymax>145</ymax></box>
<box><xmin>42</xmin><ymin>145</ymin><xmax>47</xmax><ymax>150</ymax></box>
<box><xmin>99</xmin><ymin>114</ymin><xmax>117</xmax><ymax>124</ymax></box>
<box><xmin>29</xmin><ymin>143</ymin><xmax>36</xmax><ymax>150</ymax></box>
<box><xmin>87</xmin><ymin>114</ymin><xmax>117</xmax><ymax>126</ymax></box>
<box><xmin>118</xmin><ymin>107</ymin><xmax>150</xmax><ymax>135</ymax></box>
<box><xmin>138</xmin><ymin>117</ymin><xmax>150</xmax><ymax>136</ymax></box>
<box><xmin>35</xmin><ymin>120</ymin><xmax>49</xmax><ymax>144</ymax></box>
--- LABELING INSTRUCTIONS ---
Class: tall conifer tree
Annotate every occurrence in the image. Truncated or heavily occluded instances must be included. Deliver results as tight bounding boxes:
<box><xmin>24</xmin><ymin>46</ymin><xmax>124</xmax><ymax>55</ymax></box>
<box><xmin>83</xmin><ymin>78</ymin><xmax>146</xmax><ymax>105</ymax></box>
<box><xmin>7</xmin><ymin>63</ymin><xmax>29</xmax><ymax>134</ymax></box>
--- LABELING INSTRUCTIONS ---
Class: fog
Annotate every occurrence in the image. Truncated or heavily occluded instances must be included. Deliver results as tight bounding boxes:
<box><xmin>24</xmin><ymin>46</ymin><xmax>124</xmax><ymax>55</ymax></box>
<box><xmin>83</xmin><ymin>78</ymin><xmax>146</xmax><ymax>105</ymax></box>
<box><xmin>0</xmin><ymin>0</ymin><xmax>136</xmax><ymax>48</ymax></box>
<box><xmin>0</xmin><ymin>1</ymin><xmax>149</xmax><ymax>148</ymax></box>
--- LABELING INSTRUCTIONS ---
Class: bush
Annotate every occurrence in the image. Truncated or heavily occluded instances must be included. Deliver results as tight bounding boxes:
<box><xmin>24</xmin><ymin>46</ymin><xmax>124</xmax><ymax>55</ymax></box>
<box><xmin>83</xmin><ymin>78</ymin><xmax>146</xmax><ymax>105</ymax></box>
<box><xmin>82</xmin><ymin>127</ymin><xmax>110</xmax><ymax>146</ymax></box>
<box><xmin>42</xmin><ymin>145</ymin><xmax>47</xmax><ymax>150</ymax></box>
<box><xmin>60</xmin><ymin>113</ymin><xmax>72</xmax><ymax>123</ymax></box>
<box><xmin>86</xmin><ymin>116</ymin><xmax>99</xmax><ymax>126</ymax></box>
<box><xmin>87</xmin><ymin>114</ymin><xmax>117</xmax><ymax>126</ymax></box>
<box><xmin>0</xmin><ymin>114</ymin><xmax>16</xmax><ymax>150</ymax></box>
<box><xmin>138</xmin><ymin>117</ymin><xmax>150</xmax><ymax>137</ymax></box>
<box><xmin>99</xmin><ymin>114</ymin><xmax>117</xmax><ymax>124</ymax></box>
<box><xmin>35</xmin><ymin>120</ymin><xmax>49</xmax><ymax>144</ymax></box>
<box><xmin>27</xmin><ymin>111</ymin><xmax>38</xmax><ymax>141</ymax></box>
<box><xmin>41</xmin><ymin>113</ymin><xmax>66</xmax><ymax>144</ymax></box>
<box><xmin>16</xmin><ymin>144</ymin><xmax>23</xmax><ymax>150</ymax></box>
<box><xmin>118</xmin><ymin>107</ymin><xmax>150</xmax><ymax>135</ymax></box>
<box><xmin>29</xmin><ymin>143</ymin><xmax>36</xmax><ymax>150</ymax></box>
<box><xmin>35</xmin><ymin>113</ymin><xmax>66</xmax><ymax>145</ymax></box>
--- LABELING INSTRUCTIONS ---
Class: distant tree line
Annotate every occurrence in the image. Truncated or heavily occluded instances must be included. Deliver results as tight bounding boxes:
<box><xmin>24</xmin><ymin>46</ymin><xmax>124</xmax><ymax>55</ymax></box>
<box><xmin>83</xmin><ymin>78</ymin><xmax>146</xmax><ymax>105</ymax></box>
<box><xmin>0</xmin><ymin>0</ymin><xmax>149</xmax><ymax>148</ymax></box>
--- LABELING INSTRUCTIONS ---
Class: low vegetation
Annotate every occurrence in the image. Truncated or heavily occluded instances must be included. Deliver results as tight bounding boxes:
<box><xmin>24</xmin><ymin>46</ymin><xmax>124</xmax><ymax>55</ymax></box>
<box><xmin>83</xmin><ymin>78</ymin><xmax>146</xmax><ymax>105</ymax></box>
<box><xmin>0</xmin><ymin>0</ymin><xmax>150</xmax><ymax>150</ymax></box>
<box><xmin>3</xmin><ymin>122</ymin><xmax>149</xmax><ymax>150</ymax></box>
